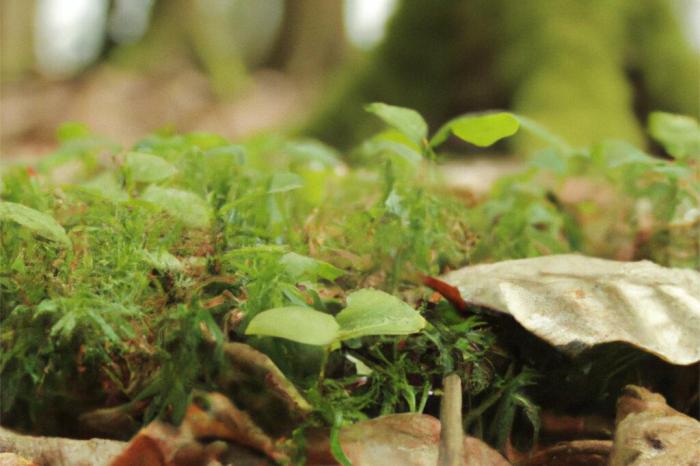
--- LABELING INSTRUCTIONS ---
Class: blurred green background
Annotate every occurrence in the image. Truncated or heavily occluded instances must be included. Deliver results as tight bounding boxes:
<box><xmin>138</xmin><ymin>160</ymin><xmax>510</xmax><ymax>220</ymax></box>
<box><xmin>1</xmin><ymin>0</ymin><xmax>699</xmax><ymax>157</ymax></box>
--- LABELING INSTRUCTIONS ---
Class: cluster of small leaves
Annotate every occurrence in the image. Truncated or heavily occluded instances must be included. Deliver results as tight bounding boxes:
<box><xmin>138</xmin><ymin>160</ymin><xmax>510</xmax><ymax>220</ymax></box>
<box><xmin>467</xmin><ymin>113</ymin><xmax>700</xmax><ymax>267</ymax></box>
<box><xmin>1</xmin><ymin>105</ymin><xmax>511</xmax><ymax>436</ymax></box>
<box><xmin>3</xmin><ymin>103</ymin><xmax>694</xmax><ymax>458</ymax></box>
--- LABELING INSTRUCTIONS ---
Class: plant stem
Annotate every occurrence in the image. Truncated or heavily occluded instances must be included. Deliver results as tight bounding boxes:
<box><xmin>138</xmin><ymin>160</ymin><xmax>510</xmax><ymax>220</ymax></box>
<box><xmin>438</xmin><ymin>373</ymin><xmax>465</xmax><ymax>466</ymax></box>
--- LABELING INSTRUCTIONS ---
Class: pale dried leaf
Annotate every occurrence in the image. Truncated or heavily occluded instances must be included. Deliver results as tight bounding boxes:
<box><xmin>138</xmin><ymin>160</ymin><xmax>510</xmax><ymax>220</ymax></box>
<box><xmin>610</xmin><ymin>385</ymin><xmax>700</xmax><ymax>466</ymax></box>
<box><xmin>306</xmin><ymin>414</ymin><xmax>509</xmax><ymax>466</ymax></box>
<box><xmin>0</xmin><ymin>427</ymin><xmax>125</xmax><ymax>466</ymax></box>
<box><xmin>0</xmin><ymin>452</ymin><xmax>37</xmax><ymax>466</ymax></box>
<box><xmin>441</xmin><ymin>254</ymin><xmax>700</xmax><ymax>364</ymax></box>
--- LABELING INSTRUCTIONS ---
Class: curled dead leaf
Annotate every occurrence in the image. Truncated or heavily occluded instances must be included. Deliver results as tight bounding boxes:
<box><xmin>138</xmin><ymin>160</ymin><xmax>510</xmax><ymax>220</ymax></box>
<box><xmin>109</xmin><ymin>391</ymin><xmax>283</xmax><ymax>466</ymax></box>
<box><xmin>441</xmin><ymin>255</ymin><xmax>700</xmax><ymax>364</ymax></box>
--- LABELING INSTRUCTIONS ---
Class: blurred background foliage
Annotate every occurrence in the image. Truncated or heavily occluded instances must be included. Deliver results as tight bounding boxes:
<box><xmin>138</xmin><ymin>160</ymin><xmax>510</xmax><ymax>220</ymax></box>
<box><xmin>1</xmin><ymin>0</ymin><xmax>698</xmax><ymax>157</ymax></box>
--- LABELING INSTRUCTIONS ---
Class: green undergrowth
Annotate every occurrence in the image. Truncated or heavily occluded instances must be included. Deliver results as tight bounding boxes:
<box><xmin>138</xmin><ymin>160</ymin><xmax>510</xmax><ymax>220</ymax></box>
<box><xmin>1</xmin><ymin>106</ymin><xmax>698</xmax><ymax>456</ymax></box>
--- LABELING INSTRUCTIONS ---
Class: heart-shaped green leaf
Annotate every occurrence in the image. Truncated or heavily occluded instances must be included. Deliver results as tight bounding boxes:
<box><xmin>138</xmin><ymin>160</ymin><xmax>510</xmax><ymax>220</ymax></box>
<box><xmin>336</xmin><ymin>289</ymin><xmax>426</xmax><ymax>340</ymax></box>
<box><xmin>365</xmin><ymin>102</ymin><xmax>428</xmax><ymax>147</ymax></box>
<box><xmin>246</xmin><ymin>307</ymin><xmax>340</xmax><ymax>346</ymax></box>
<box><xmin>449</xmin><ymin>113</ymin><xmax>519</xmax><ymax>147</ymax></box>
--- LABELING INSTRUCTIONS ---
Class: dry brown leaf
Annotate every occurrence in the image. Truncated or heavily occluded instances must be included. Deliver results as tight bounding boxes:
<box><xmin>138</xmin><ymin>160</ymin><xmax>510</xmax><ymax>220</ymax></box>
<box><xmin>109</xmin><ymin>391</ymin><xmax>285</xmax><ymax>466</ymax></box>
<box><xmin>305</xmin><ymin>413</ymin><xmax>509</xmax><ymax>466</ymax></box>
<box><xmin>0</xmin><ymin>427</ymin><xmax>125</xmax><ymax>466</ymax></box>
<box><xmin>216</xmin><ymin>342</ymin><xmax>312</xmax><ymax>437</ymax></box>
<box><xmin>515</xmin><ymin>440</ymin><xmax>612</xmax><ymax>466</ymax></box>
<box><xmin>441</xmin><ymin>255</ymin><xmax>700</xmax><ymax>364</ymax></box>
<box><xmin>609</xmin><ymin>385</ymin><xmax>700</xmax><ymax>466</ymax></box>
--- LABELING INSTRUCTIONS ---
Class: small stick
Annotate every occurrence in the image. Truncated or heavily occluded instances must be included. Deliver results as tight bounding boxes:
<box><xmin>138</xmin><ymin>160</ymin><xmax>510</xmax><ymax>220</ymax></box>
<box><xmin>438</xmin><ymin>373</ymin><xmax>465</xmax><ymax>466</ymax></box>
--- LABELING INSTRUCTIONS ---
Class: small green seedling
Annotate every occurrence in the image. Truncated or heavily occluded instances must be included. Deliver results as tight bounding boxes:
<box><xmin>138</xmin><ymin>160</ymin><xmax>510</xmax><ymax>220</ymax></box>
<box><xmin>366</xmin><ymin>102</ymin><xmax>521</xmax><ymax>150</ymax></box>
<box><xmin>430</xmin><ymin>111</ymin><xmax>520</xmax><ymax>148</ymax></box>
<box><xmin>245</xmin><ymin>288</ymin><xmax>426</xmax><ymax>348</ymax></box>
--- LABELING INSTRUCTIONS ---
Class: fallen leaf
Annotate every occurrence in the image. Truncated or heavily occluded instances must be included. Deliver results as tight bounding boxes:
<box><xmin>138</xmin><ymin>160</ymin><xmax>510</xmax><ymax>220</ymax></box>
<box><xmin>0</xmin><ymin>426</ymin><xmax>125</xmax><ymax>466</ymax></box>
<box><xmin>609</xmin><ymin>385</ymin><xmax>700</xmax><ymax>466</ymax></box>
<box><xmin>0</xmin><ymin>453</ymin><xmax>37</xmax><ymax>466</ymax></box>
<box><xmin>110</xmin><ymin>391</ymin><xmax>284</xmax><ymax>466</ymax></box>
<box><xmin>216</xmin><ymin>342</ymin><xmax>312</xmax><ymax>436</ymax></box>
<box><xmin>539</xmin><ymin>411</ymin><xmax>613</xmax><ymax>440</ymax></box>
<box><xmin>305</xmin><ymin>414</ymin><xmax>509</xmax><ymax>466</ymax></box>
<box><xmin>80</xmin><ymin>400</ymin><xmax>151</xmax><ymax>440</ymax></box>
<box><xmin>515</xmin><ymin>440</ymin><xmax>611</xmax><ymax>466</ymax></box>
<box><xmin>441</xmin><ymin>254</ymin><xmax>700</xmax><ymax>364</ymax></box>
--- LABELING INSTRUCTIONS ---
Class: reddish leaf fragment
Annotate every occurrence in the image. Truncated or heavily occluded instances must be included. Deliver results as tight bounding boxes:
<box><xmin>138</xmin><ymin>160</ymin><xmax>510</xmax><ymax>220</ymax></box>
<box><xmin>422</xmin><ymin>275</ymin><xmax>468</xmax><ymax>313</ymax></box>
<box><xmin>110</xmin><ymin>392</ymin><xmax>288</xmax><ymax>466</ymax></box>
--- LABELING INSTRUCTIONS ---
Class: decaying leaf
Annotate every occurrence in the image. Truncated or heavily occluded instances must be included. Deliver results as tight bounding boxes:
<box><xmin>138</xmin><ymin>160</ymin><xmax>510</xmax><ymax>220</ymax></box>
<box><xmin>79</xmin><ymin>402</ymin><xmax>144</xmax><ymax>440</ymax></box>
<box><xmin>305</xmin><ymin>414</ymin><xmax>509</xmax><ymax>466</ymax></box>
<box><xmin>110</xmin><ymin>391</ymin><xmax>284</xmax><ymax>466</ymax></box>
<box><xmin>609</xmin><ymin>385</ymin><xmax>700</xmax><ymax>466</ymax></box>
<box><xmin>216</xmin><ymin>342</ymin><xmax>312</xmax><ymax>436</ymax></box>
<box><xmin>0</xmin><ymin>452</ymin><xmax>37</xmax><ymax>466</ymax></box>
<box><xmin>515</xmin><ymin>440</ymin><xmax>612</xmax><ymax>466</ymax></box>
<box><xmin>441</xmin><ymin>254</ymin><xmax>700</xmax><ymax>364</ymax></box>
<box><xmin>0</xmin><ymin>426</ymin><xmax>125</xmax><ymax>466</ymax></box>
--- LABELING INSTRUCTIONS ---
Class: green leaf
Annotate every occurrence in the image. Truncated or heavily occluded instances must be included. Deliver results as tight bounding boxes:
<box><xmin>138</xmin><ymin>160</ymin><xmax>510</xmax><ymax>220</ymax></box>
<box><xmin>88</xmin><ymin>311</ymin><xmax>121</xmax><ymax>344</ymax></box>
<box><xmin>336</xmin><ymin>289</ymin><xmax>426</xmax><ymax>340</ymax></box>
<box><xmin>279</xmin><ymin>252</ymin><xmax>345</xmax><ymax>281</ymax></box>
<box><xmin>184</xmin><ymin>132</ymin><xmax>230</xmax><ymax>150</ymax></box>
<box><xmin>285</xmin><ymin>140</ymin><xmax>341</xmax><ymax>167</ymax></box>
<box><xmin>81</xmin><ymin>173</ymin><xmax>129</xmax><ymax>201</ymax></box>
<box><xmin>268</xmin><ymin>172</ymin><xmax>304</xmax><ymax>193</ymax></box>
<box><xmin>50</xmin><ymin>312</ymin><xmax>78</xmax><ymax>339</ymax></box>
<box><xmin>124</xmin><ymin>151</ymin><xmax>178</xmax><ymax>183</ymax></box>
<box><xmin>141</xmin><ymin>186</ymin><xmax>211</xmax><ymax>228</ymax></box>
<box><xmin>57</xmin><ymin>121</ymin><xmax>91</xmax><ymax>141</ymax></box>
<box><xmin>143</xmin><ymin>249</ymin><xmax>184</xmax><ymax>272</ymax></box>
<box><xmin>449</xmin><ymin>113</ymin><xmax>519</xmax><ymax>147</ymax></box>
<box><xmin>514</xmin><ymin>115</ymin><xmax>571</xmax><ymax>153</ymax></box>
<box><xmin>245</xmin><ymin>306</ymin><xmax>340</xmax><ymax>346</ymax></box>
<box><xmin>648</xmin><ymin>112</ymin><xmax>700</xmax><ymax>160</ymax></box>
<box><xmin>365</xmin><ymin>102</ymin><xmax>428</xmax><ymax>146</ymax></box>
<box><xmin>0</xmin><ymin>201</ymin><xmax>71</xmax><ymax>246</ymax></box>
<box><xmin>370</xmin><ymin>138</ymin><xmax>423</xmax><ymax>167</ymax></box>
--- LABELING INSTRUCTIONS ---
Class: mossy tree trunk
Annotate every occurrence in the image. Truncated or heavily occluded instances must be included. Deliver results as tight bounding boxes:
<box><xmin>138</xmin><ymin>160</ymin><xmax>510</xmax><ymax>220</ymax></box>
<box><xmin>305</xmin><ymin>0</ymin><xmax>699</xmax><ymax>150</ymax></box>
